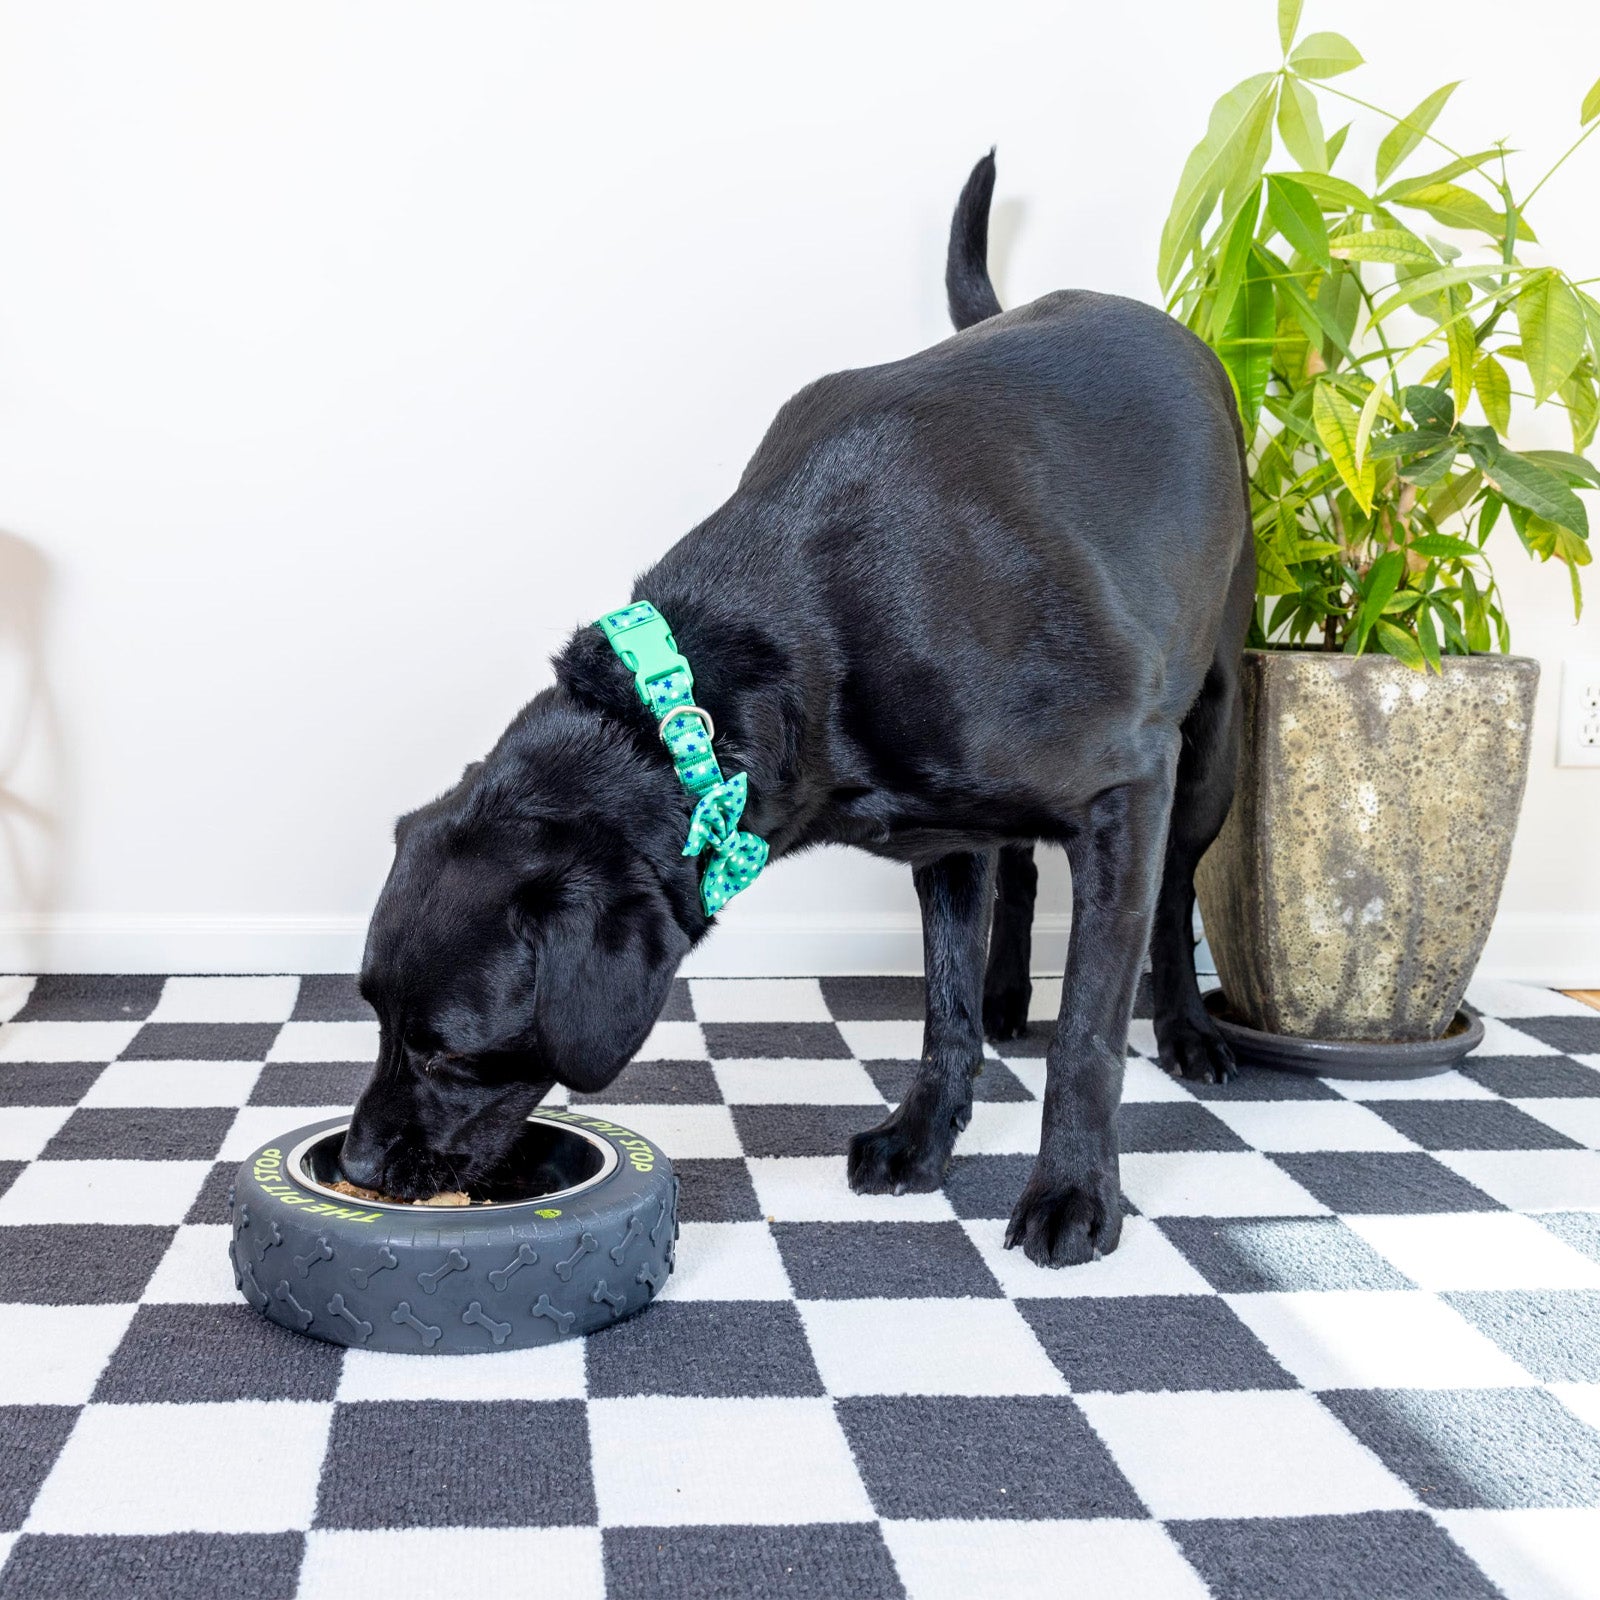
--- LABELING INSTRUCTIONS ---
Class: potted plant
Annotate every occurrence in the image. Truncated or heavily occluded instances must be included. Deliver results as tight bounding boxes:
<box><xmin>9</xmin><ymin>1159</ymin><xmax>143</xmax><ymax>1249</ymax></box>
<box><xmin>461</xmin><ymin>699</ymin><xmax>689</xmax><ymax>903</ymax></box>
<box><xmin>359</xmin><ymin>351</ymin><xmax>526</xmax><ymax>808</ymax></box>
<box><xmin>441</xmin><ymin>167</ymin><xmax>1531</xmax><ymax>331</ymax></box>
<box><xmin>1159</xmin><ymin>3</ymin><xmax>1598</xmax><ymax>1068</ymax></box>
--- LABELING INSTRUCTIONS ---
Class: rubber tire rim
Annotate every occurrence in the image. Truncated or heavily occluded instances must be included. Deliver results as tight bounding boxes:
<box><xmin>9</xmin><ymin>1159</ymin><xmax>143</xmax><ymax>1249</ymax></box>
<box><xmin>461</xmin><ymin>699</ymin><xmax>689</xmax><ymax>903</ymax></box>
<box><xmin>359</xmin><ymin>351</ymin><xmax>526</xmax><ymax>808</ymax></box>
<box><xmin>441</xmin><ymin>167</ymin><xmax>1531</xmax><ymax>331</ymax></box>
<box><xmin>229</xmin><ymin>1112</ymin><xmax>678</xmax><ymax>1353</ymax></box>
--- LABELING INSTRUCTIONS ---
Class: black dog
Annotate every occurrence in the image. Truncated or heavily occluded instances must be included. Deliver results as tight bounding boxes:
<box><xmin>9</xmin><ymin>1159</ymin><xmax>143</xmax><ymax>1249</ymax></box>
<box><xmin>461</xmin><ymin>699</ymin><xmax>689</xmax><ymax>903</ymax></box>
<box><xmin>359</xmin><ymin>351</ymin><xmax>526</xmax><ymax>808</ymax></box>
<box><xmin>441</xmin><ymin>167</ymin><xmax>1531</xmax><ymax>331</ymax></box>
<box><xmin>341</xmin><ymin>154</ymin><xmax>1253</xmax><ymax>1266</ymax></box>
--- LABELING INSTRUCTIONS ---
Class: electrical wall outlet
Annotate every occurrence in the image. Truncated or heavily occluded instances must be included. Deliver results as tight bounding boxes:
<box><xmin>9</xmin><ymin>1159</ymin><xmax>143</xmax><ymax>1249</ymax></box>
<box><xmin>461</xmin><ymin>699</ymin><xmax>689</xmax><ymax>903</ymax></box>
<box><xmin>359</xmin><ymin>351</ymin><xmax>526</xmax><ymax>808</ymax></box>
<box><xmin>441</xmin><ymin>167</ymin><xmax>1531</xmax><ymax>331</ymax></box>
<box><xmin>1557</xmin><ymin>659</ymin><xmax>1600</xmax><ymax>767</ymax></box>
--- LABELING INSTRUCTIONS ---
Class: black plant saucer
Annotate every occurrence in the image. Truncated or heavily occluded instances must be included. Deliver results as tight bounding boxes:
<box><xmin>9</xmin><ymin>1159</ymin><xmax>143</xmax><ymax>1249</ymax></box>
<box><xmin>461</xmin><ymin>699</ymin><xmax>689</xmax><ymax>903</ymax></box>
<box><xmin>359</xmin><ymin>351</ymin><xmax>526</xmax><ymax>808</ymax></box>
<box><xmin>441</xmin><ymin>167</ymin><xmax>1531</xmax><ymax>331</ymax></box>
<box><xmin>1202</xmin><ymin>988</ymin><xmax>1485</xmax><ymax>1080</ymax></box>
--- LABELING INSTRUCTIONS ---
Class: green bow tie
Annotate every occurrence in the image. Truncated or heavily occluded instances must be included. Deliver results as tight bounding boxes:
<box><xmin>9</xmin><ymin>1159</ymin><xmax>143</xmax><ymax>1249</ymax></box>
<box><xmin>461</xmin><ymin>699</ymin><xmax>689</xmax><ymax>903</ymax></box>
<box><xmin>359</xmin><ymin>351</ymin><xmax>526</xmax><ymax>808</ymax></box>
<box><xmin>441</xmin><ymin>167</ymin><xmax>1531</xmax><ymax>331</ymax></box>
<box><xmin>684</xmin><ymin>773</ymin><xmax>770</xmax><ymax>914</ymax></box>
<box><xmin>595</xmin><ymin>602</ymin><xmax>770</xmax><ymax>917</ymax></box>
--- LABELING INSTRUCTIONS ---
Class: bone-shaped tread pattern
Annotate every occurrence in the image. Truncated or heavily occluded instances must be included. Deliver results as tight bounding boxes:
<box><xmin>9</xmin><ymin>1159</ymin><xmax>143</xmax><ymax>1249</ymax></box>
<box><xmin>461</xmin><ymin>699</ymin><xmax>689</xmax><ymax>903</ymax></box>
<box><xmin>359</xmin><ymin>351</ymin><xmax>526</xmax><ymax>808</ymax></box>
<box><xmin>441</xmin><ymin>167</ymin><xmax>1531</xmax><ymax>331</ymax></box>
<box><xmin>417</xmin><ymin>1248</ymin><xmax>469</xmax><ymax>1295</ymax></box>
<box><xmin>273</xmin><ymin>1279</ymin><xmax>314</xmax><ymax>1331</ymax></box>
<box><xmin>326</xmin><ymin>1293</ymin><xmax>373</xmax><ymax>1343</ymax></box>
<box><xmin>488</xmin><ymin>1243</ymin><xmax>538</xmax><ymax>1291</ymax></box>
<box><xmin>530</xmin><ymin>1293</ymin><xmax>576</xmax><ymax>1333</ymax></box>
<box><xmin>293</xmin><ymin>1236</ymin><xmax>333</xmax><ymax>1278</ymax></box>
<box><xmin>462</xmin><ymin>1300</ymin><xmax>512</xmax><ymax>1346</ymax></box>
<box><xmin>609</xmin><ymin>1213</ymin><xmax>644</xmax><ymax>1265</ymax></box>
<box><xmin>350</xmin><ymin>1245</ymin><xmax>398</xmax><ymax>1288</ymax></box>
<box><xmin>391</xmin><ymin>1299</ymin><xmax>443</xmax><ymax>1348</ymax></box>
<box><xmin>636</xmin><ymin>1261</ymin><xmax>663</xmax><ymax>1292</ymax></box>
<box><xmin>651</xmin><ymin>1189</ymin><xmax>676</xmax><ymax>1248</ymax></box>
<box><xmin>253</xmin><ymin>1219</ymin><xmax>284</xmax><ymax>1262</ymax></box>
<box><xmin>240</xmin><ymin>1262</ymin><xmax>268</xmax><ymax>1309</ymax></box>
<box><xmin>555</xmin><ymin>1233</ymin><xmax>598</xmax><ymax>1282</ymax></box>
<box><xmin>591</xmin><ymin>1278</ymin><xmax>627</xmax><ymax>1314</ymax></box>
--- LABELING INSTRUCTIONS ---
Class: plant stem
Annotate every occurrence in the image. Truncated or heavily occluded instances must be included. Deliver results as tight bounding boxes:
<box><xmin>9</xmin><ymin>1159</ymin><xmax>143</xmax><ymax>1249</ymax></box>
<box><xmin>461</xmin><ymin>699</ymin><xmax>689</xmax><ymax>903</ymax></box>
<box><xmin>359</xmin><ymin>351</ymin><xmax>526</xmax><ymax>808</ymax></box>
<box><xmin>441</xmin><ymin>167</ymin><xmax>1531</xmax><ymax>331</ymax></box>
<box><xmin>1353</xmin><ymin>279</ymin><xmax>1405</xmax><ymax>406</ymax></box>
<box><xmin>1521</xmin><ymin>120</ymin><xmax>1599</xmax><ymax>211</ymax></box>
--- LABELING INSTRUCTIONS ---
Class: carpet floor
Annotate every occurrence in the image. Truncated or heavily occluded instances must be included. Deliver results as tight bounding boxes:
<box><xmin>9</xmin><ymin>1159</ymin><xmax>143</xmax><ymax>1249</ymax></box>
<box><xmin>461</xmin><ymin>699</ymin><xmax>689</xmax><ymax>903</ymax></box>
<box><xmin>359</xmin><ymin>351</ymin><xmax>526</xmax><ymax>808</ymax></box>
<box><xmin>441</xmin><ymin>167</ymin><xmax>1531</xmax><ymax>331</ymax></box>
<box><xmin>1</xmin><ymin>972</ymin><xmax>1598</xmax><ymax>1599</ymax></box>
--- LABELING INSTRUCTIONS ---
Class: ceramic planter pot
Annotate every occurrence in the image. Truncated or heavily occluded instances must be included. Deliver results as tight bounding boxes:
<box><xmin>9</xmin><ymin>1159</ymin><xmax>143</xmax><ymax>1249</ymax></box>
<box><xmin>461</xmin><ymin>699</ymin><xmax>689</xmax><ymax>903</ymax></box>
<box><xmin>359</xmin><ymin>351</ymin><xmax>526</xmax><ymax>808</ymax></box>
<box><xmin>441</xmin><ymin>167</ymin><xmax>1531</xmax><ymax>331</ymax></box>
<box><xmin>1195</xmin><ymin>649</ymin><xmax>1540</xmax><ymax>1043</ymax></box>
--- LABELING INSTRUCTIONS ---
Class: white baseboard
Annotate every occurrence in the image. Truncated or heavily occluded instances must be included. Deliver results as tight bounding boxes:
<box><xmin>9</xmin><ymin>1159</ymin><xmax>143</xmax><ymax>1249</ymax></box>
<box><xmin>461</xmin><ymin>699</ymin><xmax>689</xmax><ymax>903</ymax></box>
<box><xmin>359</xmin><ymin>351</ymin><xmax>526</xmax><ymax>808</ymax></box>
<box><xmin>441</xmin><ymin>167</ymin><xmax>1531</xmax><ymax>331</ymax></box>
<box><xmin>2</xmin><ymin>909</ymin><xmax>1597</xmax><ymax>985</ymax></box>
<box><xmin>1474</xmin><ymin>913</ymin><xmax>1600</xmax><ymax>988</ymax></box>
<box><xmin>0</xmin><ymin>915</ymin><xmax>370</xmax><ymax>975</ymax></box>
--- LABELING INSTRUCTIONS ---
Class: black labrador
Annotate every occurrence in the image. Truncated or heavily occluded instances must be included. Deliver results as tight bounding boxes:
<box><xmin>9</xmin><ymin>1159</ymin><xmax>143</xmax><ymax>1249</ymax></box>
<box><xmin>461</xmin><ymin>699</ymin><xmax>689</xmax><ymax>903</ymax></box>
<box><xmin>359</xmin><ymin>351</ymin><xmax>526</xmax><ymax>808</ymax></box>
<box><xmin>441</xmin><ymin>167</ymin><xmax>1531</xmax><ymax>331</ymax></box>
<box><xmin>340</xmin><ymin>153</ymin><xmax>1253</xmax><ymax>1266</ymax></box>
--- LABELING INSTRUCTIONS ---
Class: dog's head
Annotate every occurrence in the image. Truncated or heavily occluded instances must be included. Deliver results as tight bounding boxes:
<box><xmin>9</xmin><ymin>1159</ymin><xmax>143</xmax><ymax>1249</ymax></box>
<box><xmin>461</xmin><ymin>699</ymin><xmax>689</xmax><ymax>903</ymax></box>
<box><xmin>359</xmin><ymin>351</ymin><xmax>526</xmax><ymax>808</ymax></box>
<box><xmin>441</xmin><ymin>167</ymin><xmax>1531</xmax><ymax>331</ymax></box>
<box><xmin>340</xmin><ymin>699</ymin><xmax>699</xmax><ymax>1199</ymax></box>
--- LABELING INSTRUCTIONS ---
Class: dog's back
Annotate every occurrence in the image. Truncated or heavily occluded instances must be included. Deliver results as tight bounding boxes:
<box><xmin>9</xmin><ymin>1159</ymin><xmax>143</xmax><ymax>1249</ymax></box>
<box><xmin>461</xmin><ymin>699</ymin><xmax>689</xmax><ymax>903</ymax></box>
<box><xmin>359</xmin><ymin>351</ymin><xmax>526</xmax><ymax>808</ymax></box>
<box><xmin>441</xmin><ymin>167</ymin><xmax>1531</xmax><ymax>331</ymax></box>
<box><xmin>652</xmin><ymin>157</ymin><xmax>1250</xmax><ymax>741</ymax></box>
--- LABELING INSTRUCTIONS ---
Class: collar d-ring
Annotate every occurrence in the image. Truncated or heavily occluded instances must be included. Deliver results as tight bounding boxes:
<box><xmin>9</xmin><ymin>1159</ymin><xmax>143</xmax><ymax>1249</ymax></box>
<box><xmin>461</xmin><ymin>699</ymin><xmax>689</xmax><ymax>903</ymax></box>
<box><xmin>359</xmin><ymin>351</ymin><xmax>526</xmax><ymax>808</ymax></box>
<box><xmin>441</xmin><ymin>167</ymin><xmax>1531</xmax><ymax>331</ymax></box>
<box><xmin>658</xmin><ymin>703</ymin><xmax>715</xmax><ymax>744</ymax></box>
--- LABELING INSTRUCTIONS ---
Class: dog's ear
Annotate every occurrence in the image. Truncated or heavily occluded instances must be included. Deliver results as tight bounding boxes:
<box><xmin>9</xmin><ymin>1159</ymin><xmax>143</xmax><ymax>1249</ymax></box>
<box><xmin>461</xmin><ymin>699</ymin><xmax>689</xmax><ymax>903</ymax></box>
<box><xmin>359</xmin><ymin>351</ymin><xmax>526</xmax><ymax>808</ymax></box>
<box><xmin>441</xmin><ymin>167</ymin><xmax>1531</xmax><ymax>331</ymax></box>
<box><xmin>516</xmin><ymin>875</ymin><xmax>688</xmax><ymax>1094</ymax></box>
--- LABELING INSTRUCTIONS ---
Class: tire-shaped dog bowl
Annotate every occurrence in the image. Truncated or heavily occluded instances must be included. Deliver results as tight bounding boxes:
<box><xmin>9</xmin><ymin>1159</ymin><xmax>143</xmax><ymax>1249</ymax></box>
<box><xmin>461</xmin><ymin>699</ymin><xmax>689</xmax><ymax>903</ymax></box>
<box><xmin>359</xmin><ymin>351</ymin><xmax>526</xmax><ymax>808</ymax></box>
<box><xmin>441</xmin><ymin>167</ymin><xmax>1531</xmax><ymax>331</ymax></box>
<box><xmin>1202</xmin><ymin>988</ymin><xmax>1485</xmax><ymax>1080</ymax></box>
<box><xmin>230</xmin><ymin>1111</ymin><xmax>677</xmax><ymax>1353</ymax></box>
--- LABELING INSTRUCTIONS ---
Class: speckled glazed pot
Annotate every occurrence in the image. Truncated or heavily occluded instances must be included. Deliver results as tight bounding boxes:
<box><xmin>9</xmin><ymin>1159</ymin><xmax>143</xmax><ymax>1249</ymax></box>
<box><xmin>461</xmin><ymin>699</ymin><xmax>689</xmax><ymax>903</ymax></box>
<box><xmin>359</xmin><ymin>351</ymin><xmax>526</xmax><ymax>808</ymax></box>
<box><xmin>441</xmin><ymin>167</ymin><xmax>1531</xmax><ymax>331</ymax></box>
<box><xmin>1195</xmin><ymin>650</ymin><xmax>1539</xmax><ymax>1043</ymax></box>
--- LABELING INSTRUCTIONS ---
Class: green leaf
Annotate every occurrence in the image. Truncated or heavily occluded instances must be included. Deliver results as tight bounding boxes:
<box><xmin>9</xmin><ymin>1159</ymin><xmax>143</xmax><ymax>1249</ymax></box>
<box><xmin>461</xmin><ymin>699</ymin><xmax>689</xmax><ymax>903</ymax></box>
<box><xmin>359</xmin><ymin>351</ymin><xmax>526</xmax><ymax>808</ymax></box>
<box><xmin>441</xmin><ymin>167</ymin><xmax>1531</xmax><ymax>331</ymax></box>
<box><xmin>1446</xmin><ymin>294</ymin><xmax>1475</xmax><ymax>423</ymax></box>
<box><xmin>1370</xmin><ymin>264</ymin><xmax>1531</xmax><ymax>322</ymax></box>
<box><xmin>1388</xmin><ymin>182</ymin><xmax>1506</xmax><ymax>238</ymax></box>
<box><xmin>1460</xmin><ymin>568</ymin><xmax>1490</xmax><ymax>649</ymax></box>
<box><xmin>1255</xmin><ymin>531</ymin><xmax>1300</xmax><ymax>594</ymax></box>
<box><xmin>1158</xmin><ymin>74</ymin><xmax>1279</xmax><ymax>293</ymax></box>
<box><xmin>1474</xmin><ymin>353</ymin><xmax>1512</xmax><ymax>434</ymax></box>
<box><xmin>1278</xmin><ymin>0</ymin><xmax>1304</xmax><ymax>55</ymax></box>
<box><xmin>1429</xmin><ymin>596</ymin><xmax>1470</xmax><ymax>654</ymax></box>
<box><xmin>1417</xmin><ymin>604</ymin><xmax>1442</xmax><ymax>671</ymax></box>
<box><xmin>1404</xmin><ymin>384</ymin><xmax>1456</xmax><ymax>430</ymax></box>
<box><xmin>1266</xmin><ymin>175</ymin><xmax>1330</xmax><ymax>266</ymax></box>
<box><xmin>1368</xmin><ymin>426</ymin><xmax>1453</xmax><ymax>459</ymax></box>
<box><xmin>1355</xmin><ymin>380</ymin><xmax>1387</xmax><ymax>471</ymax></box>
<box><xmin>1522</xmin><ymin>517</ymin><xmax>1592</xmax><ymax>616</ymax></box>
<box><xmin>1290</xmin><ymin>31</ymin><xmax>1364</xmax><ymax>79</ymax></box>
<box><xmin>1317</xmin><ymin>266</ymin><xmax>1362</xmax><ymax>356</ymax></box>
<box><xmin>1328</xmin><ymin>226</ymin><xmax>1436</xmax><ymax>264</ymax></box>
<box><xmin>1554</xmin><ymin>524</ymin><xmax>1591</xmax><ymax>619</ymax></box>
<box><xmin>1374</xmin><ymin>618</ymin><xmax>1427</xmax><ymax>669</ymax></box>
<box><xmin>1353</xmin><ymin>550</ymin><xmax>1405</xmax><ymax>651</ymax></box>
<box><xmin>1376</xmin><ymin>82</ymin><xmax>1459</xmax><ymax>187</ymax></box>
<box><xmin>1520</xmin><ymin>448</ymin><xmax>1600</xmax><ymax>487</ymax></box>
<box><xmin>1206</xmin><ymin>188</ymin><xmax>1263</xmax><ymax>341</ymax></box>
<box><xmin>1283</xmin><ymin>171</ymin><xmax>1374</xmax><ymax>211</ymax></box>
<box><xmin>1409</xmin><ymin>532</ymin><xmax>1479</xmax><ymax>558</ymax></box>
<box><xmin>1276</xmin><ymin>76</ymin><xmax>1328</xmax><ymax>171</ymax></box>
<box><xmin>1384</xmin><ymin>149</ymin><xmax>1506</xmax><ymax>198</ymax></box>
<box><xmin>1315</xmin><ymin>383</ymin><xmax>1376</xmax><ymax>512</ymax></box>
<box><xmin>1580</xmin><ymin>290</ymin><xmax>1600</xmax><ymax>362</ymax></box>
<box><xmin>1518</xmin><ymin>271</ymin><xmax>1588</xmax><ymax>404</ymax></box>
<box><xmin>1326</xmin><ymin>123</ymin><xmax>1350</xmax><ymax>165</ymax></box>
<box><xmin>1479</xmin><ymin>490</ymin><xmax>1505</xmax><ymax>539</ymax></box>
<box><xmin>1557</xmin><ymin>371</ymin><xmax>1599</xmax><ymax>452</ymax></box>
<box><xmin>1484</xmin><ymin>448</ymin><xmax>1591</xmax><ymax>536</ymax></box>
<box><xmin>1219</xmin><ymin>248</ymin><xmax>1277</xmax><ymax>434</ymax></box>
<box><xmin>1428</xmin><ymin>468</ymin><xmax>1484</xmax><ymax>523</ymax></box>
<box><xmin>1583</xmin><ymin>74</ymin><xmax>1600</xmax><ymax>126</ymax></box>
<box><xmin>1408</xmin><ymin>445</ymin><xmax>1461</xmax><ymax>488</ymax></box>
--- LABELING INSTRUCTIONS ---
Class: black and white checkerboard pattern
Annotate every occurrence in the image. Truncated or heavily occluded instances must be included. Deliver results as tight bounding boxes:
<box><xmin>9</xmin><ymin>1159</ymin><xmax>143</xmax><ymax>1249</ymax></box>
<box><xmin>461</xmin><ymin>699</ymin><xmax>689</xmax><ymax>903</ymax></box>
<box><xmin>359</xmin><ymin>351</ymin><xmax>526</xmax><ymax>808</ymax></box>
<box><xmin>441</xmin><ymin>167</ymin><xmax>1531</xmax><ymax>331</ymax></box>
<box><xmin>2</xmin><ymin>972</ymin><xmax>1599</xmax><ymax>1599</ymax></box>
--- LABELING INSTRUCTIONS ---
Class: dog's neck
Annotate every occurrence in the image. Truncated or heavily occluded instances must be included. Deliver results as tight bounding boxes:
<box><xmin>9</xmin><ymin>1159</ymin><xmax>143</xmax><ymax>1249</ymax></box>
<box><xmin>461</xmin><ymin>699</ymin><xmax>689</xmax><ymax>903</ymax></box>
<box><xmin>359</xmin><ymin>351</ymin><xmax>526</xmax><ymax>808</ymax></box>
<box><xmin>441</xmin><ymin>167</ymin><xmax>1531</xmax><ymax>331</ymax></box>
<box><xmin>552</xmin><ymin>595</ymin><xmax>811</xmax><ymax>854</ymax></box>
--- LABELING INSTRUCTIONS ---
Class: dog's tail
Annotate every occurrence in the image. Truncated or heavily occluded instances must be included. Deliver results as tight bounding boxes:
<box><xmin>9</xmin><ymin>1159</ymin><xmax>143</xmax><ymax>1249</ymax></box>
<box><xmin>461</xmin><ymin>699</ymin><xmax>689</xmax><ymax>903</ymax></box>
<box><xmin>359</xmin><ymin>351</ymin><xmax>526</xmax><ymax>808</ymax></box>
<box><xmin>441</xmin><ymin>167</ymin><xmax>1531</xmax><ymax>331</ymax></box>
<box><xmin>946</xmin><ymin>149</ymin><xmax>1004</xmax><ymax>332</ymax></box>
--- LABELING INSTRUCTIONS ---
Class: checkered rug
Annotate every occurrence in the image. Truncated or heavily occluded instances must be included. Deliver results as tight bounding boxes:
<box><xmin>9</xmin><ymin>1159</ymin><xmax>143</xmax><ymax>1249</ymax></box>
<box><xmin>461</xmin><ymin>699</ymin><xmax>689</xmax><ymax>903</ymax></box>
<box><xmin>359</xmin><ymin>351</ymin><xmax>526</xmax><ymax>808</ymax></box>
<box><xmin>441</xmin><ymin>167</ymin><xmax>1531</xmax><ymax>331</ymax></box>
<box><xmin>2</xmin><ymin>972</ymin><xmax>1599</xmax><ymax>1599</ymax></box>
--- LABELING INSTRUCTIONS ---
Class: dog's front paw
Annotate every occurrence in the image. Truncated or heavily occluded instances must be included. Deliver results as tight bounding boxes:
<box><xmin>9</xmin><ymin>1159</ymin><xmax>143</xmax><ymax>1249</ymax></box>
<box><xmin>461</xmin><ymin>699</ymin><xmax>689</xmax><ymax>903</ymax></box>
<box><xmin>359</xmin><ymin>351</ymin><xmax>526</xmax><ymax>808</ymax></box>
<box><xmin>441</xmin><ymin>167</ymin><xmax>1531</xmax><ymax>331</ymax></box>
<box><xmin>982</xmin><ymin>981</ymin><xmax>1031</xmax><ymax>1044</ymax></box>
<box><xmin>848</xmin><ymin>1104</ymin><xmax>961</xmax><ymax>1195</ymax></box>
<box><xmin>1004</xmin><ymin>1163</ymin><xmax>1122</xmax><ymax>1268</ymax></box>
<box><xmin>1156</xmin><ymin>1017</ymin><xmax>1237</xmax><ymax>1084</ymax></box>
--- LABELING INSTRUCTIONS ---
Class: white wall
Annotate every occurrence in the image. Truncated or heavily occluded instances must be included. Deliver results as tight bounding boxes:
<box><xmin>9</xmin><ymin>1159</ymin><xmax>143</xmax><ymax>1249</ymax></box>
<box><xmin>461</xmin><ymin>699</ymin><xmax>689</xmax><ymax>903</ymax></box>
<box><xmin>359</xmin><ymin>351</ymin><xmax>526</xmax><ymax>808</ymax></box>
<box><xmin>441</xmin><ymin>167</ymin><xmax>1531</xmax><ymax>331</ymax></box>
<box><xmin>1</xmin><ymin>0</ymin><xmax>1596</xmax><ymax>978</ymax></box>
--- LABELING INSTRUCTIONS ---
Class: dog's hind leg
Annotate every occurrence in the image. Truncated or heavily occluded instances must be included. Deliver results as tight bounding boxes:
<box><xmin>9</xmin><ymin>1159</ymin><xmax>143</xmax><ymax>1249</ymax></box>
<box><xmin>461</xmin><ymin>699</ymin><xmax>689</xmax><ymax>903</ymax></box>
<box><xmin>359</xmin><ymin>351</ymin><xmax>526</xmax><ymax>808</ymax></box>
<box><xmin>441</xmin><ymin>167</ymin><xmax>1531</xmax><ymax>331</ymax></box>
<box><xmin>848</xmin><ymin>850</ymin><xmax>994</xmax><ymax>1194</ymax></box>
<box><xmin>982</xmin><ymin>844</ymin><xmax>1037</xmax><ymax>1043</ymax></box>
<box><xmin>1149</xmin><ymin>643</ymin><xmax>1247</xmax><ymax>1085</ymax></box>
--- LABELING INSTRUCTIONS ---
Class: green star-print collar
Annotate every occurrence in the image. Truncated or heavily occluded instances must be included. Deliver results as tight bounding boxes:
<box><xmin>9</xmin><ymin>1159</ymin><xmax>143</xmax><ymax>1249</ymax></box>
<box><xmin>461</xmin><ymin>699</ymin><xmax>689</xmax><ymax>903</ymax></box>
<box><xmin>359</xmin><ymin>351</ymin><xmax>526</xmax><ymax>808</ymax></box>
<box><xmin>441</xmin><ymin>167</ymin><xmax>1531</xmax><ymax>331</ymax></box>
<box><xmin>595</xmin><ymin>601</ymin><xmax>769</xmax><ymax>916</ymax></box>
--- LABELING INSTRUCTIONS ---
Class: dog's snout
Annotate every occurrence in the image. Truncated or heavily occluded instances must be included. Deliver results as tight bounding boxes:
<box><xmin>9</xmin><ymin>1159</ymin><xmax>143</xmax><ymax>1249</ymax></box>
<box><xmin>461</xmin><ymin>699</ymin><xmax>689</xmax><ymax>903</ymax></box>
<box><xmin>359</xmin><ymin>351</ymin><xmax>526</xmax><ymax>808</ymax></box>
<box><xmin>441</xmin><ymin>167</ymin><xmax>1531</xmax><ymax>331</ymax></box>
<box><xmin>337</xmin><ymin>1126</ymin><xmax>388</xmax><ymax>1189</ymax></box>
